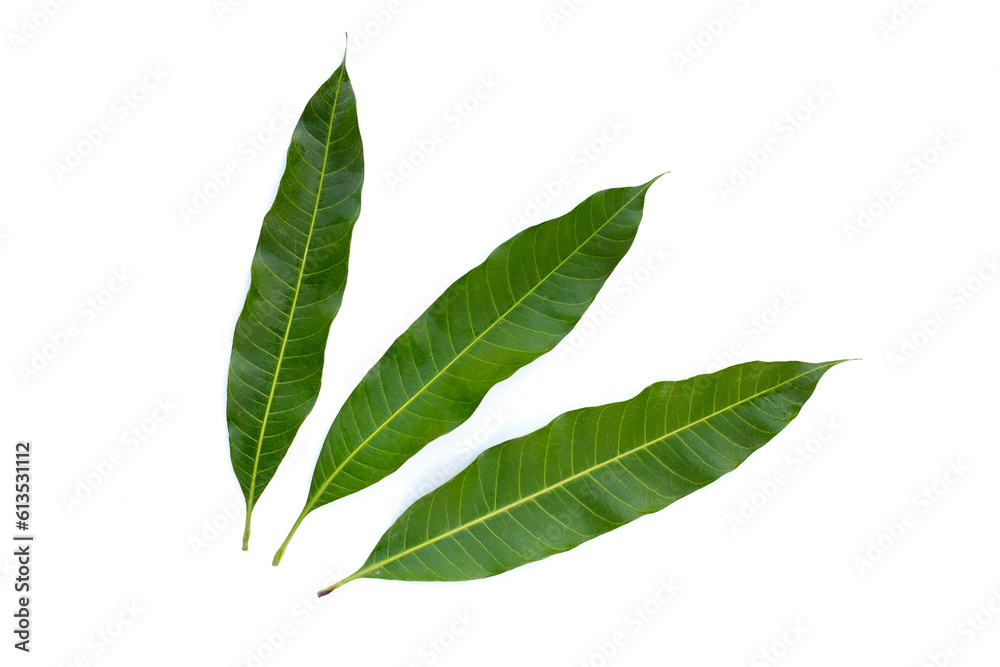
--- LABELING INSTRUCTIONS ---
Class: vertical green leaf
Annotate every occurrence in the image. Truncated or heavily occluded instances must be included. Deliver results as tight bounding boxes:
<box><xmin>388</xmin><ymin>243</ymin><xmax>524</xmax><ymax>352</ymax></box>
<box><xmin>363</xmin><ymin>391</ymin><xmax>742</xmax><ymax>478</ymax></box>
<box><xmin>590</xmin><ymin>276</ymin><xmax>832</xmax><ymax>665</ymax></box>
<box><xmin>227</xmin><ymin>54</ymin><xmax>363</xmax><ymax>550</ymax></box>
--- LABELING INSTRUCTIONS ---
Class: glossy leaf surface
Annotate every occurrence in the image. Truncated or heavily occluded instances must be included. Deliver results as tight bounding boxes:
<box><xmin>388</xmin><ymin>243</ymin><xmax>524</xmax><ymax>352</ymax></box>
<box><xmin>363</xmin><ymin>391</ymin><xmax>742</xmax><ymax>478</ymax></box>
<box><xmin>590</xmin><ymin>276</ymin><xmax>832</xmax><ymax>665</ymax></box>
<box><xmin>321</xmin><ymin>360</ymin><xmax>845</xmax><ymax>593</ymax></box>
<box><xmin>227</xmin><ymin>56</ymin><xmax>363</xmax><ymax>549</ymax></box>
<box><xmin>275</xmin><ymin>178</ymin><xmax>662</xmax><ymax>563</ymax></box>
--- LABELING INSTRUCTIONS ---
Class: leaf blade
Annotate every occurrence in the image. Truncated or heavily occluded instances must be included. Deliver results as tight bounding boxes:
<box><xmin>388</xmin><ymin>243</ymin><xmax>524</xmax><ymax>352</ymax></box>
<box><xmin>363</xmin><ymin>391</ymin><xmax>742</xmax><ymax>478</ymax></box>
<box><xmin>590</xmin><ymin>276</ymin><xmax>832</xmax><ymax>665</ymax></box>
<box><xmin>274</xmin><ymin>177</ymin><xmax>663</xmax><ymax>563</ymax></box>
<box><xmin>227</xmin><ymin>55</ymin><xmax>363</xmax><ymax>549</ymax></box>
<box><xmin>322</xmin><ymin>360</ymin><xmax>846</xmax><ymax>592</ymax></box>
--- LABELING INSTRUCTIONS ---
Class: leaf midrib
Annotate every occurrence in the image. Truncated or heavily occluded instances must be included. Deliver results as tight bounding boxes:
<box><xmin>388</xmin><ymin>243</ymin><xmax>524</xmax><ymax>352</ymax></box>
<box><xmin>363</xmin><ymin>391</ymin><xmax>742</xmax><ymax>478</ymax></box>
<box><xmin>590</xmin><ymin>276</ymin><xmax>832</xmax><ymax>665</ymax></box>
<box><xmin>337</xmin><ymin>361</ymin><xmax>839</xmax><ymax>586</ymax></box>
<box><xmin>245</xmin><ymin>67</ymin><xmax>346</xmax><ymax>516</ymax></box>
<box><xmin>307</xmin><ymin>183</ymin><xmax>654</xmax><ymax>511</ymax></box>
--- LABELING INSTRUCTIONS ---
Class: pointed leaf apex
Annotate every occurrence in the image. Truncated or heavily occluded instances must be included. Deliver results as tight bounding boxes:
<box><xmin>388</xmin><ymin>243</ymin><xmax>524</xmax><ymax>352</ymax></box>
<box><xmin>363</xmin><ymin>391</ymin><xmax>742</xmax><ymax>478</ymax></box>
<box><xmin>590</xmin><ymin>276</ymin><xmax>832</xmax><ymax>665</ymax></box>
<box><xmin>648</xmin><ymin>171</ymin><xmax>669</xmax><ymax>186</ymax></box>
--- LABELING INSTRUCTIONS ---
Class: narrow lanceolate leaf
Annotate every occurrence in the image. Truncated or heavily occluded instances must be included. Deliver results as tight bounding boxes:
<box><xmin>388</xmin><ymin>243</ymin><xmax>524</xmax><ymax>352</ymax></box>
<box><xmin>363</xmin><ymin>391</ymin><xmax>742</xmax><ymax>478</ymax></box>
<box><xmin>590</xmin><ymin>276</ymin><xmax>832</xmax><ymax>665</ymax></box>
<box><xmin>227</xmin><ymin>54</ymin><xmax>363</xmax><ymax>550</ymax></box>
<box><xmin>274</xmin><ymin>177</ymin><xmax>663</xmax><ymax>564</ymax></box>
<box><xmin>320</xmin><ymin>360</ymin><xmax>846</xmax><ymax>593</ymax></box>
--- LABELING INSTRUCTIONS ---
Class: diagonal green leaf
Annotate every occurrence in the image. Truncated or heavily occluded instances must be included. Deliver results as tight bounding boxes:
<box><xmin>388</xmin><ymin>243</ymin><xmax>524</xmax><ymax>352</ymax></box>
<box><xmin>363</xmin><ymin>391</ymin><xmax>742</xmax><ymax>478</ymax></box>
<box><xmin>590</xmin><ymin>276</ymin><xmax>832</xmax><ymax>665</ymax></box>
<box><xmin>227</xmin><ymin>54</ymin><xmax>363</xmax><ymax>550</ymax></box>
<box><xmin>274</xmin><ymin>177</ymin><xmax>664</xmax><ymax>564</ymax></box>
<box><xmin>319</xmin><ymin>360</ymin><xmax>847</xmax><ymax>593</ymax></box>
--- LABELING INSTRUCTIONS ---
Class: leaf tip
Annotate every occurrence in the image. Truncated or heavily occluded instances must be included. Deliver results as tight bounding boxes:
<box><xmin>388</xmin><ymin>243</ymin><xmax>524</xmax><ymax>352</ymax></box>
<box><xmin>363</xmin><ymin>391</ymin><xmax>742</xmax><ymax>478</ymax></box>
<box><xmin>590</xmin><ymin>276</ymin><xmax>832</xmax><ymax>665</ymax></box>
<box><xmin>647</xmin><ymin>171</ymin><xmax>670</xmax><ymax>187</ymax></box>
<box><xmin>633</xmin><ymin>172</ymin><xmax>669</xmax><ymax>197</ymax></box>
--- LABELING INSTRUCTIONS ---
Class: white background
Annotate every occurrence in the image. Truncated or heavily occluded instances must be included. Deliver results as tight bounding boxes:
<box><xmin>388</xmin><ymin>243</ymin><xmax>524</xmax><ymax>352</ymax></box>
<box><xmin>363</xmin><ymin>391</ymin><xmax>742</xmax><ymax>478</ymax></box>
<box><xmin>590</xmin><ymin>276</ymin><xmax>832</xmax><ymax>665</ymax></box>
<box><xmin>2</xmin><ymin>0</ymin><xmax>999</xmax><ymax>665</ymax></box>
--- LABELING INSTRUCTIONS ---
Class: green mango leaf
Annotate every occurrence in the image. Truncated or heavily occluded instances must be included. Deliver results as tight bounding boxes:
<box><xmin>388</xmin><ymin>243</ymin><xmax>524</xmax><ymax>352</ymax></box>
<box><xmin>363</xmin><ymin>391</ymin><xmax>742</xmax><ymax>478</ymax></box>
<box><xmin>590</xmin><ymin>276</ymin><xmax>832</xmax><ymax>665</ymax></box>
<box><xmin>274</xmin><ymin>177</ymin><xmax>664</xmax><ymax>564</ymax></box>
<box><xmin>227</xmin><ymin>54</ymin><xmax>363</xmax><ymax>550</ymax></box>
<box><xmin>319</xmin><ymin>359</ymin><xmax>846</xmax><ymax>594</ymax></box>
